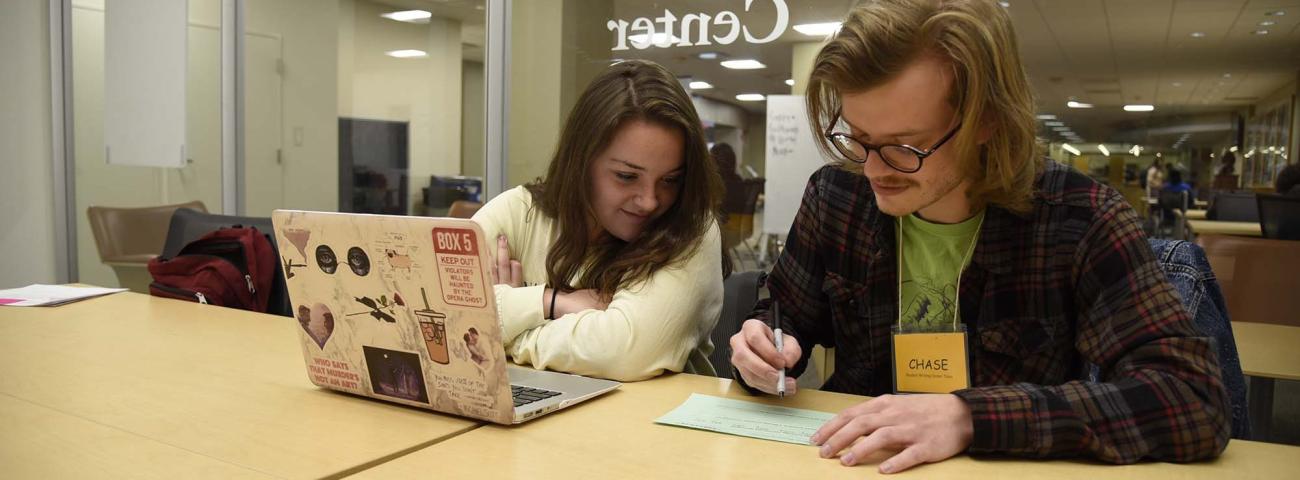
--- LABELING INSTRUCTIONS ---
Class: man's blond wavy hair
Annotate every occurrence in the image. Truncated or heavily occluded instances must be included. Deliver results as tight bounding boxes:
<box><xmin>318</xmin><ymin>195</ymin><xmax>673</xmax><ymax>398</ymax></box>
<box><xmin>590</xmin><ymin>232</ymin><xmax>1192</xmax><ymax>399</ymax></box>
<box><xmin>806</xmin><ymin>0</ymin><xmax>1043</xmax><ymax>214</ymax></box>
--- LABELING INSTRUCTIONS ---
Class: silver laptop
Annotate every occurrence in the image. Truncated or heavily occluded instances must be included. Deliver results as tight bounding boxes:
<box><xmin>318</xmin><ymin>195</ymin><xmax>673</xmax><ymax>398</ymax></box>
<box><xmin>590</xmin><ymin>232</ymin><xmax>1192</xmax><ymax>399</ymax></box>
<box><xmin>272</xmin><ymin>210</ymin><xmax>619</xmax><ymax>424</ymax></box>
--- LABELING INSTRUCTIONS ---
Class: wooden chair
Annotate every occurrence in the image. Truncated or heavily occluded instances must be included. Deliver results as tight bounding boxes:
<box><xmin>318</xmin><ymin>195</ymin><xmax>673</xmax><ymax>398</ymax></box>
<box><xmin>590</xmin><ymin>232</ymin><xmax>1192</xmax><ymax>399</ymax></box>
<box><xmin>86</xmin><ymin>201</ymin><xmax>207</xmax><ymax>293</ymax></box>
<box><xmin>447</xmin><ymin>200</ymin><xmax>483</xmax><ymax>219</ymax></box>
<box><xmin>1196</xmin><ymin>234</ymin><xmax>1300</xmax><ymax>327</ymax></box>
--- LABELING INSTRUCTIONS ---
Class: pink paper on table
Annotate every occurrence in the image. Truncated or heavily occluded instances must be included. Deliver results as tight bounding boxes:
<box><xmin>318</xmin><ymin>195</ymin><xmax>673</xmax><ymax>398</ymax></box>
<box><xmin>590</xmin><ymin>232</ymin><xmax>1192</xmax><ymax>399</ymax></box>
<box><xmin>0</xmin><ymin>298</ymin><xmax>19</xmax><ymax>305</ymax></box>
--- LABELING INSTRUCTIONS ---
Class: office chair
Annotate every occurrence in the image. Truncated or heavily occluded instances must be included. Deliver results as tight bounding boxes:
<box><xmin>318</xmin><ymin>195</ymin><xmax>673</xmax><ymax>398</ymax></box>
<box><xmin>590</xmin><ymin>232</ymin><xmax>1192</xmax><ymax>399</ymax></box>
<box><xmin>709</xmin><ymin>270</ymin><xmax>764</xmax><ymax>379</ymax></box>
<box><xmin>161</xmin><ymin>208</ymin><xmax>292</xmax><ymax>317</ymax></box>
<box><xmin>1206</xmin><ymin>192</ymin><xmax>1259</xmax><ymax>222</ymax></box>
<box><xmin>720</xmin><ymin>178</ymin><xmax>765</xmax><ymax>266</ymax></box>
<box><xmin>1257</xmin><ymin>193</ymin><xmax>1300</xmax><ymax>241</ymax></box>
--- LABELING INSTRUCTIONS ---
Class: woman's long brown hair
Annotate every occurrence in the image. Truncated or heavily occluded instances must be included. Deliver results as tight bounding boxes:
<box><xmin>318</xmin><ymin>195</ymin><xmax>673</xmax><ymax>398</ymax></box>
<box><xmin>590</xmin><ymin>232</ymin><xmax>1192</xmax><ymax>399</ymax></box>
<box><xmin>526</xmin><ymin>59</ymin><xmax>730</xmax><ymax>298</ymax></box>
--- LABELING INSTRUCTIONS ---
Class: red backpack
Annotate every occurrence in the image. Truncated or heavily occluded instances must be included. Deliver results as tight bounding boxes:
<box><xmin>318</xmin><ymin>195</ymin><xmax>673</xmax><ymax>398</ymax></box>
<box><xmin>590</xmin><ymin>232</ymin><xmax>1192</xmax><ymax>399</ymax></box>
<box><xmin>147</xmin><ymin>226</ymin><xmax>276</xmax><ymax>312</ymax></box>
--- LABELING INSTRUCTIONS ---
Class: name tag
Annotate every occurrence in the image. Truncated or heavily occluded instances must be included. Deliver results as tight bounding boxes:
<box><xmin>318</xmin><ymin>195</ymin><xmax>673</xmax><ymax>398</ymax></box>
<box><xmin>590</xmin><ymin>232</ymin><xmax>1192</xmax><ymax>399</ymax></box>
<box><xmin>891</xmin><ymin>330</ymin><xmax>970</xmax><ymax>394</ymax></box>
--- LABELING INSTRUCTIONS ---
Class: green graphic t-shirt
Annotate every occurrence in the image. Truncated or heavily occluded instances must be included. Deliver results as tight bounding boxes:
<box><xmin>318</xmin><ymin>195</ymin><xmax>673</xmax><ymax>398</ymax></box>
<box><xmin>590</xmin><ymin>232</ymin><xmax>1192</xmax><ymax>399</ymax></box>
<box><xmin>897</xmin><ymin>210</ymin><xmax>984</xmax><ymax>332</ymax></box>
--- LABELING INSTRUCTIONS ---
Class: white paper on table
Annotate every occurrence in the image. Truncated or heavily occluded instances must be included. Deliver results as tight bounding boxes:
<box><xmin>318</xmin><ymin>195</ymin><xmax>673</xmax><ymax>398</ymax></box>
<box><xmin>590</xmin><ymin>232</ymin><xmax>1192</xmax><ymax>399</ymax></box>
<box><xmin>0</xmin><ymin>284</ymin><xmax>129</xmax><ymax>307</ymax></box>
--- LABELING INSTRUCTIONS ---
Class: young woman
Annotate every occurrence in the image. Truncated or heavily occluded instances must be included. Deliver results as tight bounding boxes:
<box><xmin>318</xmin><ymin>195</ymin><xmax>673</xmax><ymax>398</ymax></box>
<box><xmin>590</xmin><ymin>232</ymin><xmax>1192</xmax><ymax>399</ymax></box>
<box><xmin>473</xmin><ymin>60</ymin><xmax>728</xmax><ymax>382</ymax></box>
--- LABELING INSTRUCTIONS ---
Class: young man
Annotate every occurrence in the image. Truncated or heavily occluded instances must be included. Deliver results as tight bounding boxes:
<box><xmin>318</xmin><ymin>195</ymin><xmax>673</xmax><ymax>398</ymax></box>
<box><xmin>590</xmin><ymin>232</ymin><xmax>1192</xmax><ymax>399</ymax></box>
<box><xmin>730</xmin><ymin>0</ymin><xmax>1228</xmax><ymax>474</ymax></box>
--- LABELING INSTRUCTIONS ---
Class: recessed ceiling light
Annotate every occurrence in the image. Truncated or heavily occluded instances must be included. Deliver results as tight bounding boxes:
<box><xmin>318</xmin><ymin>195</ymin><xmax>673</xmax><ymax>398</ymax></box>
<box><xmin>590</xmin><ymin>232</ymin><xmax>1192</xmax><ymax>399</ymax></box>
<box><xmin>1061</xmin><ymin>144</ymin><xmax>1081</xmax><ymax>156</ymax></box>
<box><xmin>381</xmin><ymin>10</ymin><xmax>432</xmax><ymax>23</ymax></box>
<box><xmin>385</xmin><ymin>49</ymin><xmax>428</xmax><ymax>58</ymax></box>
<box><xmin>792</xmin><ymin>22</ymin><xmax>842</xmax><ymax>36</ymax></box>
<box><xmin>629</xmin><ymin>32</ymin><xmax>681</xmax><ymax>47</ymax></box>
<box><xmin>1124</xmin><ymin>104</ymin><xmax>1155</xmax><ymax>112</ymax></box>
<box><xmin>721</xmin><ymin>59</ymin><xmax>766</xmax><ymax>70</ymax></box>
<box><xmin>785</xmin><ymin>79</ymin><xmax>795</xmax><ymax>86</ymax></box>
<box><xmin>1259</xmin><ymin>20</ymin><xmax>1276</xmax><ymax>26</ymax></box>
<box><xmin>1036</xmin><ymin>114</ymin><xmax>1057</xmax><ymax>120</ymax></box>
<box><xmin>998</xmin><ymin>1</ymin><xmax>1011</xmax><ymax>7</ymax></box>
<box><xmin>1067</xmin><ymin>101</ymin><xmax>1093</xmax><ymax>109</ymax></box>
<box><xmin>1264</xmin><ymin>10</ymin><xmax>1285</xmax><ymax>16</ymax></box>
<box><xmin>1044</xmin><ymin>121</ymin><xmax>1064</xmax><ymax>126</ymax></box>
<box><xmin>1189</xmin><ymin>32</ymin><xmax>1206</xmax><ymax>38</ymax></box>
<box><xmin>736</xmin><ymin>93</ymin><xmax>766</xmax><ymax>102</ymax></box>
<box><xmin>1171</xmin><ymin>82</ymin><xmax>1183</xmax><ymax>87</ymax></box>
<box><xmin>697</xmin><ymin>51</ymin><xmax>724</xmax><ymax>60</ymax></box>
<box><xmin>689</xmin><ymin>81</ymin><xmax>713</xmax><ymax>90</ymax></box>
<box><xmin>1254</xmin><ymin>30</ymin><xmax>1270</xmax><ymax>35</ymax></box>
<box><xmin>1098</xmin><ymin>144</ymin><xmax>1111</xmax><ymax>157</ymax></box>
<box><xmin>1052</xmin><ymin>126</ymin><xmax>1070</xmax><ymax>131</ymax></box>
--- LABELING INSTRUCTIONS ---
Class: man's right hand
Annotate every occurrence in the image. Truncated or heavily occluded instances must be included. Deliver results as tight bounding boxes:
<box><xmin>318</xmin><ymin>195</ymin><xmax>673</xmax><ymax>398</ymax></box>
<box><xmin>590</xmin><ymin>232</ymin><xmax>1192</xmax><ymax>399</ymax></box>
<box><xmin>730</xmin><ymin>318</ymin><xmax>801</xmax><ymax>395</ymax></box>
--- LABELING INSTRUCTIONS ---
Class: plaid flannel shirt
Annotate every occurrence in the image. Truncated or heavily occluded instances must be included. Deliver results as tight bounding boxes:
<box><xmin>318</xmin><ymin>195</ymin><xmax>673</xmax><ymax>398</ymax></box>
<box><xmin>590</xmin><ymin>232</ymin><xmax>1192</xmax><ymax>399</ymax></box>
<box><xmin>748</xmin><ymin>159</ymin><xmax>1229</xmax><ymax>463</ymax></box>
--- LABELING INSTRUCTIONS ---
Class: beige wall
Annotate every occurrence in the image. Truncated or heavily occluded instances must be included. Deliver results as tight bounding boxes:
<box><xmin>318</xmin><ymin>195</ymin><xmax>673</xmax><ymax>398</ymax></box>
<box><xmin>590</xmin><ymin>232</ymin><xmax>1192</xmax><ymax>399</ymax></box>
<box><xmin>560</xmin><ymin>0</ymin><xmax>613</xmax><ymax>119</ymax></box>
<box><xmin>0</xmin><ymin>0</ymin><xmax>58</xmax><ymax>288</ymax></box>
<box><xmin>462</xmin><ymin>61</ymin><xmax>485</xmax><ymax>179</ymax></box>
<box><xmin>249</xmin><ymin>0</ymin><xmax>339</xmax><ymax>213</ymax></box>
<box><xmin>790</xmin><ymin>41</ymin><xmax>822</xmax><ymax>95</ymax></box>
<box><xmin>507</xmin><ymin>0</ymin><xmax>564</xmax><ymax>188</ymax></box>
<box><xmin>337</xmin><ymin>0</ymin><xmax>464</xmax><ymax>214</ymax></box>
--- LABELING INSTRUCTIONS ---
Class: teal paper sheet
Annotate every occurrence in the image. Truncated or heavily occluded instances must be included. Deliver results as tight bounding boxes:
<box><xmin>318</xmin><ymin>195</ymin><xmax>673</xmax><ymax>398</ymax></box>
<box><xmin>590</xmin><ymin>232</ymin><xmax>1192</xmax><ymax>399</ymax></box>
<box><xmin>654</xmin><ymin>393</ymin><xmax>836</xmax><ymax>445</ymax></box>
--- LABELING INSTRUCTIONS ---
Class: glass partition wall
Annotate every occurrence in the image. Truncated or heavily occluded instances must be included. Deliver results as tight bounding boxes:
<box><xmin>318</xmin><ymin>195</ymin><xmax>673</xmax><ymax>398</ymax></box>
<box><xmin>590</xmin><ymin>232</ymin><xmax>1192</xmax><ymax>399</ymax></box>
<box><xmin>55</xmin><ymin>0</ymin><xmax>1300</xmax><ymax>286</ymax></box>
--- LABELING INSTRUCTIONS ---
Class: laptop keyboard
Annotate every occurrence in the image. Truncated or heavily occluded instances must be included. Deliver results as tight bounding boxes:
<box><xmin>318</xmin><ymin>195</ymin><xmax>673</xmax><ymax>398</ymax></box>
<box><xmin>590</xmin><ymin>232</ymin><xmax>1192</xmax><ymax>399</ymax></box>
<box><xmin>511</xmin><ymin>385</ymin><xmax>562</xmax><ymax>408</ymax></box>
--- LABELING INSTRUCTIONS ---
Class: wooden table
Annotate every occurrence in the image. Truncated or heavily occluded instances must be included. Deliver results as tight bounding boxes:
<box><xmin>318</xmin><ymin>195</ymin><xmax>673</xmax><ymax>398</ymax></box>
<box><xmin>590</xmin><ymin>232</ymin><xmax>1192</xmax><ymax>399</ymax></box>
<box><xmin>0</xmin><ymin>292</ymin><xmax>480</xmax><ymax>479</ymax></box>
<box><xmin>1232</xmin><ymin>321</ymin><xmax>1300</xmax><ymax>441</ymax></box>
<box><xmin>1188</xmin><ymin>220</ymin><xmax>1262</xmax><ymax>237</ymax></box>
<box><xmin>352</xmin><ymin>373</ymin><xmax>1299</xmax><ymax>479</ymax></box>
<box><xmin>0</xmin><ymin>395</ymin><xmax>276</xmax><ymax>479</ymax></box>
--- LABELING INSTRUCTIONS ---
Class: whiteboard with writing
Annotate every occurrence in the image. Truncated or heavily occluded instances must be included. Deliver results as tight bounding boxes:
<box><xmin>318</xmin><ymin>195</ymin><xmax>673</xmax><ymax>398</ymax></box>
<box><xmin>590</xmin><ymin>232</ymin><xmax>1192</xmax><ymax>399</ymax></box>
<box><xmin>764</xmin><ymin>95</ymin><xmax>834</xmax><ymax>235</ymax></box>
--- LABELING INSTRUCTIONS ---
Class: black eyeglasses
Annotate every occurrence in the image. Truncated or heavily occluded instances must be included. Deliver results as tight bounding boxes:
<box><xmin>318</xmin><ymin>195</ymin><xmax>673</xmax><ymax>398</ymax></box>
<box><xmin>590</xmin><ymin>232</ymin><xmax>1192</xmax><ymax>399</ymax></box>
<box><xmin>824</xmin><ymin>115</ymin><xmax>962</xmax><ymax>173</ymax></box>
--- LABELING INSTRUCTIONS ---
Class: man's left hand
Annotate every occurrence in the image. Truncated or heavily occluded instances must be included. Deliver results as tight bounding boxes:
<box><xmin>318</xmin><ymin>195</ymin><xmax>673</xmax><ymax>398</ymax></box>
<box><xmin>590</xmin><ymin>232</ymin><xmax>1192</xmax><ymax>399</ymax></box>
<box><xmin>810</xmin><ymin>393</ymin><xmax>973</xmax><ymax>474</ymax></box>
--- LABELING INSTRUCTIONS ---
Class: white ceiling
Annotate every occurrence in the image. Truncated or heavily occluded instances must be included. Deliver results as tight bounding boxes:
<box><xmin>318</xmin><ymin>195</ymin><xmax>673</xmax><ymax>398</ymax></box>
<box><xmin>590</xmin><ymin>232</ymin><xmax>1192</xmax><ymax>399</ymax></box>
<box><xmin>1014</xmin><ymin>0</ymin><xmax>1300</xmax><ymax>146</ymax></box>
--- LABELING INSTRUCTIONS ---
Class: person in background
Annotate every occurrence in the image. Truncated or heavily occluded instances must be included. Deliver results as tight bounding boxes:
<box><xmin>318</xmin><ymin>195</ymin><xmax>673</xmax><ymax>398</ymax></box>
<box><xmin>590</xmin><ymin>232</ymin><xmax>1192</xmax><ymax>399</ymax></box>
<box><xmin>712</xmin><ymin>142</ymin><xmax>750</xmax><ymax>226</ymax></box>
<box><xmin>473</xmin><ymin>59</ymin><xmax>728</xmax><ymax>382</ymax></box>
<box><xmin>1276</xmin><ymin>162</ymin><xmax>1300</xmax><ymax>196</ymax></box>
<box><xmin>1164</xmin><ymin>168</ymin><xmax>1193</xmax><ymax>196</ymax></box>
<box><xmin>1217</xmin><ymin>151</ymin><xmax>1237</xmax><ymax>177</ymax></box>
<box><xmin>1146</xmin><ymin>157</ymin><xmax>1165</xmax><ymax>197</ymax></box>
<box><xmin>729</xmin><ymin>0</ymin><xmax>1227</xmax><ymax>474</ymax></box>
<box><xmin>1212</xmin><ymin>151</ymin><xmax>1239</xmax><ymax>191</ymax></box>
<box><xmin>711</xmin><ymin>143</ymin><xmax>744</xmax><ymax>185</ymax></box>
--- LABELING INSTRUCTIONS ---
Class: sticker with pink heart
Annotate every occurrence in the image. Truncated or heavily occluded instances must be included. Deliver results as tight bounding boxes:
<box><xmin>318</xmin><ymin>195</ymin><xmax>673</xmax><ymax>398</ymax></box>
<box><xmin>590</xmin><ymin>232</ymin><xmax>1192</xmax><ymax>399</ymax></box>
<box><xmin>296</xmin><ymin>303</ymin><xmax>335</xmax><ymax>348</ymax></box>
